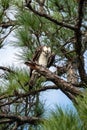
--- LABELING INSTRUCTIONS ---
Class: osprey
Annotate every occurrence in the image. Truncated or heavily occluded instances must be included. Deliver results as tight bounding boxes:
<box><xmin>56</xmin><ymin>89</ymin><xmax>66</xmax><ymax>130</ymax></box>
<box><xmin>29</xmin><ymin>45</ymin><xmax>55</xmax><ymax>89</ymax></box>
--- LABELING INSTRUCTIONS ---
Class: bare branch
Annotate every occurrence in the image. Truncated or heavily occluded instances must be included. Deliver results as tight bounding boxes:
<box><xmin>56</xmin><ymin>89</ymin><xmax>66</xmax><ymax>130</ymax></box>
<box><xmin>0</xmin><ymin>21</ymin><xmax>16</xmax><ymax>28</ymax></box>
<box><xmin>25</xmin><ymin>61</ymin><xmax>81</xmax><ymax>96</ymax></box>
<box><xmin>0</xmin><ymin>119</ymin><xmax>12</xmax><ymax>124</ymax></box>
<box><xmin>0</xmin><ymin>114</ymin><xmax>44</xmax><ymax>125</ymax></box>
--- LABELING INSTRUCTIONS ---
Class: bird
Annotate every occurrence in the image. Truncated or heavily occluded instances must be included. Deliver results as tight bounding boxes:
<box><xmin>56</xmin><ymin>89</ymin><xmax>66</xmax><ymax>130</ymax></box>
<box><xmin>29</xmin><ymin>45</ymin><xmax>55</xmax><ymax>89</ymax></box>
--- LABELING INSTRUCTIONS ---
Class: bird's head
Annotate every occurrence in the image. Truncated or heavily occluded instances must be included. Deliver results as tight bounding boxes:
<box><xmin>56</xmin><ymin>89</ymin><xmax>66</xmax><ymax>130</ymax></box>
<box><xmin>42</xmin><ymin>46</ymin><xmax>51</xmax><ymax>56</ymax></box>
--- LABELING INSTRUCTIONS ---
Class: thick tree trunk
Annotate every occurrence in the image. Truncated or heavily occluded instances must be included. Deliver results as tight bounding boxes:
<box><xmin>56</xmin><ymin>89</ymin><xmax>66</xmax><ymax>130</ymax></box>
<box><xmin>67</xmin><ymin>60</ymin><xmax>78</xmax><ymax>84</ymax></box>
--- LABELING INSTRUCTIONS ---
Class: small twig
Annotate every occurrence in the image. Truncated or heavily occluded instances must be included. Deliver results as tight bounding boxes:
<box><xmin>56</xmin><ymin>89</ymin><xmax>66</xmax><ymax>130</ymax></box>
<box><xmin>0</xmin><ymin>66</ymin><xmax>15</xmax><ymax>73</ymax></box>
<box><xmin>0</xmin><ymin>114</ymin><xmax>44</xmax><ymax>125</ymax></box>
<box><xmin>0</xmin><ymin>26</ymin><xmax>15</xmax><ymax>43</ymax></box>
<box><xmin>0</xmin><ymin>21</ymin><xmax>16</xmax><ymax>28</ymax></box>
<box><xmin>12</xmin><ymin>122</ymin><xmax>18</xmax><ymax>130</ymax></box>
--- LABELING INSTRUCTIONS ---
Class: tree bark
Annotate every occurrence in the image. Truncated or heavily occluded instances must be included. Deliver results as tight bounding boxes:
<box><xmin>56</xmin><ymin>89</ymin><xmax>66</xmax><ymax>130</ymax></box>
<box><xmin>25</xmin><ymin>61</ymin><xmax>81</xmax><ymax>96</ymax></box>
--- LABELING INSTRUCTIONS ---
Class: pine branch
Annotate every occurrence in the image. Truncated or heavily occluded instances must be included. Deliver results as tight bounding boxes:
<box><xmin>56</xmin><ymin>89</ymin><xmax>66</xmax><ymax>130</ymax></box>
<box><xmin>25</xmin><ymin>3</ymin><xmax>76</xmax><ymax>31</ymax></box>
<box><xmin>25</xmin><ymin>61</ymin><xmax>81</xmax><ymax>96</ymax></box>
<box><xmin>0</xmin><ymin>84</ymin><xmax>75</xmax><ymax>108</ymax></box>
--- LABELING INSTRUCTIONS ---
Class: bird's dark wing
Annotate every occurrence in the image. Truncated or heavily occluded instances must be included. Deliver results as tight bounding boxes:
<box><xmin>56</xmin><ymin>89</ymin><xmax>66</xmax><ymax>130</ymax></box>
<box><xmin>47</xmin><ymin>52</ymin><xmax>55</xmax><ymax>67</ymax></box>
<box><xmin>30</xmin><ymin>46</ymin><xmax>43</xmax><ymax>77</ymax></box>
<box><xmin>32</xmin><ymin>46</ymin><xmax>43</xmax><ymax>62</ymax></box>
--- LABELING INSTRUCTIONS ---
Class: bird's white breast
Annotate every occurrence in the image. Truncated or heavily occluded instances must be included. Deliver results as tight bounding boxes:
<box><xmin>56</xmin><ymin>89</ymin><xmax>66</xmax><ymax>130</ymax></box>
<box><xmin>38</xmin><ymin>53</ymin><xmax>48</xmax><ymax>67</ymax></box>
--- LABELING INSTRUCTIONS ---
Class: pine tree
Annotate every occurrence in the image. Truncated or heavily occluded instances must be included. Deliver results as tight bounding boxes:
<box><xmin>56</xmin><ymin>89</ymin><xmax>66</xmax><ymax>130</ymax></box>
<box><xmin>0</xmin><ymin>0</ymin><xmax>87</xmax><ymax>129</ymax></box>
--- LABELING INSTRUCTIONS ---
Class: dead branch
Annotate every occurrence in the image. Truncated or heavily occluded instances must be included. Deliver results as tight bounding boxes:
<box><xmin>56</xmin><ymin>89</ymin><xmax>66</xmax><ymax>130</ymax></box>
<box><xmin>0</xmin><ymin>113</ymin><xmax>44</xmax><ymax>125</ymax></box>
<box><xmin>25</xmin><ymin>61</ymin><xmax>81</xmax><ymax>96</ymax></box>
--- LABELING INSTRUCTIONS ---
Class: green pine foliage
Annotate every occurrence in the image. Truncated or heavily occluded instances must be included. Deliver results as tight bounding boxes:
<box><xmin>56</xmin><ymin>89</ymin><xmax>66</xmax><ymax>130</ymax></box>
<box><xmin>75</xmin><ymin>90</ymin><xmax>87</xmax><ymax>130</ymax></box>
<box><xmin>49</xmin><ymin>0</ymin><xmax>78</xmax><ymax>20</ymax></box>
<box><xmin>0</xmin><ymin>66</ymin><xmax>29</xmax><ymax>94</ymax></box>
<box><xmin>42</xmin><ymin>107</ymin><xmax>81</xmax><ymax>130</ymax></box>
<box><xmin>0</xmin><ymin>0</ymin><xmax>11</xmax><ymax>10</ymax></box>
<box><xmin>41</xmin><ymin>91</ymin><xmax>87</xmax><ymax>130</ymax></box>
